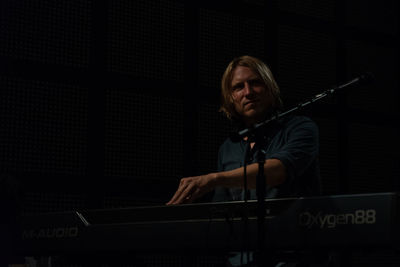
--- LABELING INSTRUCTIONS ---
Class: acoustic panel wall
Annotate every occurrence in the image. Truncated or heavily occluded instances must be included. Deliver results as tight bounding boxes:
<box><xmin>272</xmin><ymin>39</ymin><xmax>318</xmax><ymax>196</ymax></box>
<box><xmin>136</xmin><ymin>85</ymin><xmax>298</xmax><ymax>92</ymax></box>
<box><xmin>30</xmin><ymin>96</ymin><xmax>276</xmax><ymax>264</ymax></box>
<box><xmin>197</xmin><ymin>103</ymin><xmax>235</xmax><ymax>175</ymax></box>
<box><xmin>277</xmin><ymin>25</ymin><xmax>337</xmax><ymax>107</ymax></box>
<box><xmin>21</xmin><ymin>192</ymin><xmax>87</xmax><ymax>215</ymax></box>
<box><xmin>313</xmin><ymin>117</ymin><xmax>340</xmax><ymax>194</ymax></box>
<box><xmin>108</xmin><ymin>0</ymin><xmax>185</xmax><ymax>81</ymax></box>
<box><xmin>0</xmin><ymin>0</ymin><xmax>91</xmax><ymax>67</ymax></box>
<box><xmin>346</xmin><ymin>40</ymin><xmax>398</xmax><ymax>112</ymax></box>
<box><xmin>105</xmin><ymin>90</ymin><xmax>184</xmax><ymax>180</ymax></box>
<box><xmin>199</xmin><ymin>8</ymin><xmax>266</xmax><ymax>89</ymax></box>
<box><xmin>348</xmin><ymin>122</ymin><xmax>399</xmax><ymax>193</ymax></box>
<box><xmin>346</xmin><ymin>0</ymin><xmax>398</xmax><ymax>35</ymax></box>
<box><xmin>0</xmin><ymin>77</ymin><xmax>88</xmax><ymax>175</ymax></box>
<box><xmin>278</xmin><ymin>0</ymin><xmax>335</xmax><ymax>21</ymax></box>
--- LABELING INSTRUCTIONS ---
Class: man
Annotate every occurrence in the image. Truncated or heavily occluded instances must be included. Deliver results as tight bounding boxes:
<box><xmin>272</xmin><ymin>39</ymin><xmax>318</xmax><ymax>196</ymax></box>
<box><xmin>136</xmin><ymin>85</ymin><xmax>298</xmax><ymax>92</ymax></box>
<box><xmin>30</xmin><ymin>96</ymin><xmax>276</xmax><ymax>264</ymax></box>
<box><xmin>167</xmin><ymin>55</ymin><xmax>320</xmax><ymax>205</ymax></box>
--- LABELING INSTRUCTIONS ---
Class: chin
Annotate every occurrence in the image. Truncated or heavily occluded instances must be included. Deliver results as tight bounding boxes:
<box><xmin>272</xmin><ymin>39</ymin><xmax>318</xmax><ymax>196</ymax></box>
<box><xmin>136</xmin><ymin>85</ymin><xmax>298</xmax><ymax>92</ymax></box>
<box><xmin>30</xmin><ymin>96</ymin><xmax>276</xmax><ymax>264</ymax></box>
<box><xmin>244</xmin><ymin>112</ymin><xmax>268</xmax><ymax>124</ymax></box>
<box><xmin>245</xmin><ymin>109</ymin><xmax>262</xmax><ymax>118</ymax></box>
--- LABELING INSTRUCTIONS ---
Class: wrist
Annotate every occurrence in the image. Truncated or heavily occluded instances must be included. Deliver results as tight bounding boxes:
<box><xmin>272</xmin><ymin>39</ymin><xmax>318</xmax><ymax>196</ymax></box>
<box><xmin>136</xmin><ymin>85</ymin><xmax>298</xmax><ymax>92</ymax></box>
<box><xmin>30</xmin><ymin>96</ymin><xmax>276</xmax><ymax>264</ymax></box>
<box><xmin>208</xmin><ymin>172</ymin><xmax>221</xmax><ymax>188</ymax></box>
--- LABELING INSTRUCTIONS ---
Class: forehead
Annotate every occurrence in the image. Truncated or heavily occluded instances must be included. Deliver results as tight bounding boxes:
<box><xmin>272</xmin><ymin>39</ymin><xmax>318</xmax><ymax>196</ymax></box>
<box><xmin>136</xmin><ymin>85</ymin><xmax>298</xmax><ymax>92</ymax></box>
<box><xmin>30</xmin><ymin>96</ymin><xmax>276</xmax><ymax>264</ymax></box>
<box><xmin>231</xmin><ymin>66</ymin><xmax>258</xmax><ymax>85</ymax></box>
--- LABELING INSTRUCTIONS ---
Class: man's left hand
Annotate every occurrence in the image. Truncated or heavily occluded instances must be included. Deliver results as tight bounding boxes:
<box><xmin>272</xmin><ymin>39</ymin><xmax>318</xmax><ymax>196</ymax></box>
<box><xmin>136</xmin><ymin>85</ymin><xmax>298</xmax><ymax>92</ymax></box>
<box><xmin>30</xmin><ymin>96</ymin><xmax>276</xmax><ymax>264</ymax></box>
<box><xmin>166</xmin><ymin>174</ymin><xmax>216</xmax><ymax>205</ymax></box>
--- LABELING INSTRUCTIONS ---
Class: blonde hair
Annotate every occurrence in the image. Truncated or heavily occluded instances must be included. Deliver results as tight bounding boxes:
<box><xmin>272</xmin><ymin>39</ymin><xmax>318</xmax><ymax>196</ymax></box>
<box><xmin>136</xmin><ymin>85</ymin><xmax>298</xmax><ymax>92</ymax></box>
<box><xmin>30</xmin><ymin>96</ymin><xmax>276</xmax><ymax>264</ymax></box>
<box><xmin>220</xmin><ymin>55</ymin><xmax>282</xmax><ymax>121</ymax></box>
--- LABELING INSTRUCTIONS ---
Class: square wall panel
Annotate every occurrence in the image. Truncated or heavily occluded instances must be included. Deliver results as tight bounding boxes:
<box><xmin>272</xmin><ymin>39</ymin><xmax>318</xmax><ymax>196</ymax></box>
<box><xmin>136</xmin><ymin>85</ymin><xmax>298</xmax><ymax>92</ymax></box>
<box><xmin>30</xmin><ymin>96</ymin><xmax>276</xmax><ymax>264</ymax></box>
<box><xmin>197</xmin><ymin>103</ymin><xmax>235</xmax><ymax>175</ymax></box>
<box><xmin>105</xmin><ymin>90</ymin><xmax>184</xmax><ymax>180</ymax></box>
<box><xmin>313</xmin><ymin>116</ymin><xmax>339</xmax><ymax>194</ymax></box>
<box><xmin>21</xmin><ymin>192</ymin><xmax>87</xmax><ymax>214</ymax></box>
<box><xmin>346</xmin><ymin>40</ymin><xmax>398</xmax><ymax>112</ymax></box>
<box><xmin>278</xmin><ymin>25</ymin><xmax>337</xmax><ymax>107</ymax></box>
<box><xmin>199</xmin><ymin>8</ymin><xmax>266</xmax><ymax>89</ymax></box>
<box><xmin>0</xmin><ymin>0</ymin><xmax>91</xmax><ymax>67</ymax></box>
<box><xmin>108</xmin><ymin>0</ymin><xmax>185</xmax><ymax>81</ymax></box>
<box><xmin>346</xmin><ymin>0</ymin><xmax>398</xmax><ymax>36</ymax></box>
<box><xmin>348</xmin><ymin>122</ymin><xmax>399</xmax><ymax>193</ymax></box>
<box><xmin>0</xmin><ymin>77</ymin><xmax>88</xmax><ymax>175</ymax></box>
<box><xmin>278</xmin><ymin>0</ymin><xmax>335</xmax><ymax>21</ymax></box>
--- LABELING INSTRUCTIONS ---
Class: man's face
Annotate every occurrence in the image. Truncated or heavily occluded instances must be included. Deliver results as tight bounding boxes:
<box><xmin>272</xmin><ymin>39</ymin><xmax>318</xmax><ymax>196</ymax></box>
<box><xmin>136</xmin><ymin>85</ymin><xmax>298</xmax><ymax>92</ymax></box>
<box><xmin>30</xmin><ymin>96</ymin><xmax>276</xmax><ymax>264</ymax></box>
<box><xmin>231</xmin><ymin>66</ymin><xmax>273</xmax><ymax>126</ymax></box>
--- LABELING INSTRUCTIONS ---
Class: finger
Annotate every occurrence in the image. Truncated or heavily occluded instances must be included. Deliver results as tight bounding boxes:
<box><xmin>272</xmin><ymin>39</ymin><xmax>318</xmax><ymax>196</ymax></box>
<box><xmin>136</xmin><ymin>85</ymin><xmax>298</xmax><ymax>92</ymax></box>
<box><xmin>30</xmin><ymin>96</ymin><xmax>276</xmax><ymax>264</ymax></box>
<box><xmin>166</xmin><ymin>188</ymin><xmax>184</xmax><ymax>205</ymax></box>
<box><xmin>166</xmin><ymin>182</ymin><xmax>187</xmax><ymax>205</ymax></box>
<box><xmin>173</xmin><ymin>183</ymin><xmax>195</xmax><ymax>205</ymax></box>
<box><xmin>167</xmin><ymin>185</ymin><xmax>182</xmax><ymax>205</ymax></box>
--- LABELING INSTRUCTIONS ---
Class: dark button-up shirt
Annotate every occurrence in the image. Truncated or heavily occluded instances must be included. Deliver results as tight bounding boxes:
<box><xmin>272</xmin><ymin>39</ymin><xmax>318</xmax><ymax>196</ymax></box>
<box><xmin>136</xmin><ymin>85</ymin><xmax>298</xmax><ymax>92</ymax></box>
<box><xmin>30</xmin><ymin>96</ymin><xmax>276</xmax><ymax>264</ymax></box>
<box><xmin>213</xmin><ymin>116</ymin><xmax>321</xmax><ymax>201</ymax></box>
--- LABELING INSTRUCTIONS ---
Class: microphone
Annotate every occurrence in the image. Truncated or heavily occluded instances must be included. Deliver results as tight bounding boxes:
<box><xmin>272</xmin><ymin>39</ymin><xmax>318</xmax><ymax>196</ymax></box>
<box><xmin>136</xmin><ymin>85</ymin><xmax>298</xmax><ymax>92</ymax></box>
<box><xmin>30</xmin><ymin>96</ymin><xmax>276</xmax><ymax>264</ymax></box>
<box><xmin>231</xmin><ymin>72</ymin><xmax>375</xmax><ymax>140</ymax></box>
<box><xmin>337</xmin><ymin>72</ymin><xmax>375</xmax><ymax>90</ymax></box>
<box><xmin>358</xmin><ymin>72</ymin><xmax>375</xmax><ymax>85</ymax></box>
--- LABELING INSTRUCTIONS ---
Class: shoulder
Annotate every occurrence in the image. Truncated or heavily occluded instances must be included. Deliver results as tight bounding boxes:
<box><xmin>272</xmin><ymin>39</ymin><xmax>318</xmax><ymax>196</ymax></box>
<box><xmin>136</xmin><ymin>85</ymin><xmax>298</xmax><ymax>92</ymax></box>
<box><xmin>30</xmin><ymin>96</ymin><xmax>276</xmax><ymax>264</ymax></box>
<box><xmin>285</xmin><ymin>115</ymin><xmax>316</xmax><ymax>126</ymax></box>
<box><xmin>275</xmin><ymin>116</ymin><xmax>319</xmax><ymax>144</ymax></box>
<box><xmin>282</xmin><ymin>115</ymin><xmax>318</xmax><ymax>133</ymax></box>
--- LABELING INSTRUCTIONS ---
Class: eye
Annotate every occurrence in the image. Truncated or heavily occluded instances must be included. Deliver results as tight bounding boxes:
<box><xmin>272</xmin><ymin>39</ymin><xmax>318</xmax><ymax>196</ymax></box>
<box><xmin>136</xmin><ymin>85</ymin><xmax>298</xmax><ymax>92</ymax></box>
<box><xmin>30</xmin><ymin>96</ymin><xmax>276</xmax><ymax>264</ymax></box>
<box><xmin>249</xmin><ymin>79</ymin><xmax>263</xmax><ymax>87</ymax></box>
<box><xmin>232</xmin><ymin>83</ymin><xmax>244</xmax><ymax>91</ymax></box>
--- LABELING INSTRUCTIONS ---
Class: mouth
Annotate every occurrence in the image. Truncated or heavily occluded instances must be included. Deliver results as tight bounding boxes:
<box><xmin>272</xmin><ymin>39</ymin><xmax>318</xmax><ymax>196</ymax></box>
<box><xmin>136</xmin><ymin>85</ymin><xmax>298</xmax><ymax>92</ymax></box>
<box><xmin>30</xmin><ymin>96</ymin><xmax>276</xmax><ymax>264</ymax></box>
<box><xmin>244</xmin><ymin>100</ymin><xmax>259</xmax><ymax>107</ymax></box>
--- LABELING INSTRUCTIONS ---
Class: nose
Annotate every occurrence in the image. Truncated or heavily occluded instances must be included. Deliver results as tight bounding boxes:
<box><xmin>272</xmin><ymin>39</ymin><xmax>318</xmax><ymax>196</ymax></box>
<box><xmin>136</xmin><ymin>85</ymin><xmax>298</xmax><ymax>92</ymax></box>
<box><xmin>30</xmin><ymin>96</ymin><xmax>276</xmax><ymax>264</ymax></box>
<box><xmin>243</xmin><ymin>82</ymin><xmax>253</xmax><ymax>96</ymax></box>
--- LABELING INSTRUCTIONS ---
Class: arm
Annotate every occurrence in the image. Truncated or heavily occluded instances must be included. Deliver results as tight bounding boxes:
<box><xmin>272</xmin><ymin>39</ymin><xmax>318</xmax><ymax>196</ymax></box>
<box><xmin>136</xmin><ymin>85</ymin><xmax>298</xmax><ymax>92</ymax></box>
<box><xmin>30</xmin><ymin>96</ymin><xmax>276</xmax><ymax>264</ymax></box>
<box><xmin>166</xmin><ymin>158</ymin><xmax>286</xmax><ymax>205</ymax></box>
<box><xmin>167</xmin><ymin>117</ymin><xmax>319</xmax><ymax>205</ymax></box>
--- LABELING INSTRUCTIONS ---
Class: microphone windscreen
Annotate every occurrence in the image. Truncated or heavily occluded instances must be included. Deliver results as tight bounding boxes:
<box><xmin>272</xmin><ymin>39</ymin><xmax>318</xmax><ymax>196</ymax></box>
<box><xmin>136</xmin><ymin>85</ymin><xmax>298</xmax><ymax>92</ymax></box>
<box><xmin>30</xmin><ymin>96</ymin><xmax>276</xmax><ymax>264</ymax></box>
<box><xmin>359</xmin><ymin>72</ymin><xmax>375</xmax><ymax>85</ymax></box>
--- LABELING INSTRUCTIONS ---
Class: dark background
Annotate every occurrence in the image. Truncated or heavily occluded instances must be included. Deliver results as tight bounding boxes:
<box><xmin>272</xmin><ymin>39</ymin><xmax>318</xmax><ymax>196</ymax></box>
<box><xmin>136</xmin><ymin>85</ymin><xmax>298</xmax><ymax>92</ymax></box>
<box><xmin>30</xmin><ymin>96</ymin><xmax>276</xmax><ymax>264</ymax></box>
<box><xmin>1</xmin><ymin>0</ymin><xmax>399</xmax><ymax>208</ymax></box>
<box><xmin>1</xmin><ymin>0</ymin><xmax>399</xmax><ymax>210</ymax></box>
<box><xmin>0</xmin><ymin>0</ymin><xmax>399</xmax><ymax>264</ymax></box>
<box><xmin>0</xmin><ymin>0</ymin><xmax>400</xmax><ymax>266</ymax></box>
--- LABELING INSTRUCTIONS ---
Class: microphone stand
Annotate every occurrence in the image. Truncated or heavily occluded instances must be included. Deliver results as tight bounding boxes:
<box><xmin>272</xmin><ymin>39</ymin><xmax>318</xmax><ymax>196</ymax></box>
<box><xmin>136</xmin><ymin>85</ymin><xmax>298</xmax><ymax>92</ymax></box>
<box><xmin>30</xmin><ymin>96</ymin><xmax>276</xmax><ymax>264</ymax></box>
<box><xmin>255</xmin><ymin>132</ymin><xmax>267</xmax><ymax>266</ymax></box>
<box><xmin>234</xmin><ymin>73</ymin><xmax>373</xmax><ymax>266</ymax></box>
